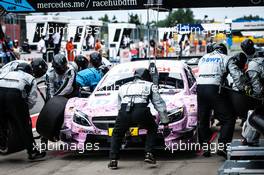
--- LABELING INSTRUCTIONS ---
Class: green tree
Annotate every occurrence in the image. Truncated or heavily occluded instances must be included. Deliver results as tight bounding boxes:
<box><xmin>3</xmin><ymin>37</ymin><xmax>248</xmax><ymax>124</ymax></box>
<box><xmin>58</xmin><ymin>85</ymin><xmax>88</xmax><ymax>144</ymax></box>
<box><xmin>82</xmin><ymin>16</ymin><xmax>93</xmax><ymax>20</ymax></box>
<box><xmin>128</xmin><ymin>13</ymin><xmax>141</xmax><ymax>25</ymax></box>
<box><xmin>235</xmin><ymin>15</ymin><xmax>264</xmax><ymax>21</ymax></box>
<box><xmin>99</xmin><ymin>14</ymin><xmax>110</xmax><ymax>23</ymax></box>
<box><xmin>157</xmin><ymin>8</ymin><xmax>195</xmax><ymax>27</ymax></box>
<box><xmin>112</xmin><ymin>15</ymin><xmax>118</xmax><ymax>23</ymax></box>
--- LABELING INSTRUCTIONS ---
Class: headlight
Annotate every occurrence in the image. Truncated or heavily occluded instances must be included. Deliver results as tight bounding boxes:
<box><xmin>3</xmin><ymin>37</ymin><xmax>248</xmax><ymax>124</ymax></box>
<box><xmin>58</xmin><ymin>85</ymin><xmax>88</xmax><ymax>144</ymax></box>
<box><xmin>168</xmin><ymin>107</ymin><xmax>184</xmax><ymax>123</ymax></box>
<box><xmin>73</xmin><ymin>110</ymin><xmax>91</xmax><ymax>126</ymax></box>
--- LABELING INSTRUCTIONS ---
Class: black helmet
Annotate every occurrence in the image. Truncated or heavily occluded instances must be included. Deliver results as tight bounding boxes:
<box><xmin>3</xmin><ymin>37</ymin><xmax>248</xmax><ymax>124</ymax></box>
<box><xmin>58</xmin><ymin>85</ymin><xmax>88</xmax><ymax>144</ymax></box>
<box><xmin>233</xmin><ymin>52</ymin><xmax>248</xmax><ymax>70</ymax></box>
<box><xmin>74</xmin><ymin>55</ymin><xmax>89</xmax><ymax>71</ymax></box>
<box><xmin>31</xmin><ymin>58</ymin><xmax>48</xmax><ymax>78</ymax></box>
<box><xmin>52</xmin><ymin>54</ymin><xmax>68</xmax><ymax>75</ymax></box>
<box><xmin>90</xmin><ymin>52</ymin><xmax>102</xmax><ymax>68</ymax></box>
<box><xmin>241</xmin><ymin>39</ymin><xmax>255</xmax><ymax>56</ymax></box>
<box><xmin>213</xmin><ymin>43</ymin><xmax>228</xmax><ymax>55</ymax></box>
<box><xmin>15</xmin><ymin>62</ymin><xmax>33</xmax><ymax>75</ymax></box>
<box><xmin>134</xmin><ymin>68</ymin><xmax>151</xmax><ymax>82</ymax></box>
<box><xmin>207</xmin><ymin>42</ymin><xmax>216</xmax><ymax>53</ymax></box>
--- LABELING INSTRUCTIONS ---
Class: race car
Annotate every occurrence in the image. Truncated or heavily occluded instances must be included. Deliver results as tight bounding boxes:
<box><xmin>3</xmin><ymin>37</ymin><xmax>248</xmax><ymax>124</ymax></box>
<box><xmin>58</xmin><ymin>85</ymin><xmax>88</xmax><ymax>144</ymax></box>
<box><xmin>37</xmin><ymin>59</ymin><xmax>198</xmax><ymax>151</ymax></box>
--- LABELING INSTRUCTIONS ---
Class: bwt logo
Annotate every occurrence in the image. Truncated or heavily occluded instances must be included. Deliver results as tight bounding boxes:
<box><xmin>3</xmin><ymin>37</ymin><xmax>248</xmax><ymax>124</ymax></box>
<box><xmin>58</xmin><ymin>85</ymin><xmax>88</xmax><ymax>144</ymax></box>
<box><xmin>251</xmin><ymin>0</ymin><xmax>264</xmax><ymax>4</ymax></box>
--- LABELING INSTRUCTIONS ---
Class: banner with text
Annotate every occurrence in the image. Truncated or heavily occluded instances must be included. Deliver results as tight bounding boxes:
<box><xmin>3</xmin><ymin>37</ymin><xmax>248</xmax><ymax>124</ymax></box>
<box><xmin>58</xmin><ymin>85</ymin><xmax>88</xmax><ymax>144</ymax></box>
<box><xmin>0</xmin><ymin>0</ymin><xmax>263</xmax><ymax>13</ymax></box>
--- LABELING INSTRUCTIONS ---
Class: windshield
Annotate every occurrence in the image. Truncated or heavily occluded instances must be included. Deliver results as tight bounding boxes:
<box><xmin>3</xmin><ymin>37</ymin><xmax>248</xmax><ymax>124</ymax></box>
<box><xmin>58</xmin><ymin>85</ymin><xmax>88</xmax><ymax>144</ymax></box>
<box><xmin>159</xmin><ymin>73</ymin><xmax>184</xmax><ymax>89</ymax></box>
<box><xmin>98</xmin><ymin>72</ymin><xmax>183</xmax><ymax>91</ymax></box>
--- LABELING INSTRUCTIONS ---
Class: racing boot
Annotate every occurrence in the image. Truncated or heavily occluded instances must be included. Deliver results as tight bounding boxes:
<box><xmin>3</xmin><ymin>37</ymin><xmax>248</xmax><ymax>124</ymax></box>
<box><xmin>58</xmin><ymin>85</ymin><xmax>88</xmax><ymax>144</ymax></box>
<box><xmin>202</xmin><ymin>149</ymin><xmax>211</xmax><ymax>157</ymax></box>
<box><xmin>28</xmin><ymin>146</ymin><xmax>46</xmax><ymax>160</ymax></box>
<box><xmin>0</xmin><ymin>143</ymin><xmax>8</xmax><ymax>154</ymax></box>
<box><xmin>241</xmin><ymin>137</ymin><xmax>259</xmax><ymax>146</ymax></box>
<box><xmin>108</xmin><ymin>160</ymin><xmax>118</xmax><ymax>170</ymax></box>
<box><xmin>217</xmin><ymin>149</ymin><xmax>227</xmax><ymax>159</ymax></box>
<box><xmin>197</xmin><ymin>131</ymin><xmax>218</xmax><ymax>157</ymax></box>
<box><xmin>144</xmin><ymin>152</ymin><xmax>156</xmax><ymax>164</ymax></box>
<box><xmin>28</xmin><ymin>150</ymin><xmax>46</xmax><ymax>160</ymax></box>
<box><xmin>0</xmin><ymin>130</ymin><xmax>8</xmax><ymax>154</ymax></box>
<box><xmin>217</xmin><ymin>141</ymin><xmax>230</xmax><ymax>159</ymax></box>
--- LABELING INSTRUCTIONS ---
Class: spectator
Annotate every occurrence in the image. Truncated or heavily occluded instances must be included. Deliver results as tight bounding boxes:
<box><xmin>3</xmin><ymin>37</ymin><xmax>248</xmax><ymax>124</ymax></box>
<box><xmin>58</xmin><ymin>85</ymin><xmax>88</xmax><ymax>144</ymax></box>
<box><xmin>95</xmin><ymin>39</ymin><xmax>102</xmax><ymax>51</ymax></box>
<box><xmin>5</xmin><ymin>37</ymin><xmax>16</xmax><ymax>63</ymax></box>
<box><xmin>85</xmin><ymin>34</ymin><xmax>90</xmax><ymax>51</ymax></box>
<box><xmin>6</xmin><ymin>36</ymin><xmax>14</xmax><ymax>51</ymax></box>
<box><xmin>0</xmin><ymin>39</ymin><xmax>5</xmax><ymax>64</ymax></box>
<box><xmin>201</xmin><ymin>40</ymin><xmax>207</xmax><ymax>53</ymax></box>
<box><xmin>130</xmin><ymin>43</ymin><xmax>139</xmax><ymax>59</ymax></box>
<box><xmin>139</xmin><ymin>38</ymin><xmax>145</xmax><ymax>58</ymax></box>
<box><xmin>37</xmin><ymin>36</ymin><xmax>46</xmax><ymax>60</ymax></box>
<box><xmin>193</xmin><ymin>39</ymin><xmax>198</xmax><ymax>54</ymax></box>
<box><xmin>183</xmin><ymin>41</ymin><xmax>190</xmax><ymax>56</ymax></box>
<box><xmin>21</xmin><ymin>38</ymin><xmax>31</xmax><ymax>54</ymax></box>
<box><xmin>86</xmin><ymin>34</ymin><xmax>95</xmax><ymax>51</ymax></box>
<box><xmin>52</xmin><ymin>32</ymin><xmax>61</xmax><ymax>54</ymax></box>
<box><xmin>149</xmin><ymin>39</ymin><xmax>156</xmax><ymax>58</ymax></box>
<box><xmin>13</xmin><ymin>40</ymin><xmax>20</xmax><ymax>59</ymax></box>
<box><xmin>100</xmin><ymin>40</ymin><xmax>105</xmax><ymax>50</ymax></box>
<box><xmin>45</xmin><ymin>34</ymin><xmax>55</xmax><ymax>62</ymax></box>
<box><xmin>66</xmin><ymin>37</ymin><xmax>75</xmax><ymax>62</ymax></box>
<box><xmin>122</xmin><ymin>35</ymin><xmax>128</xmax><ymax>48</ymax></box>
<box><xmin>198</xmin><ymin>39</ymin><xmax>202</xmax><ymax>53</ymax></box>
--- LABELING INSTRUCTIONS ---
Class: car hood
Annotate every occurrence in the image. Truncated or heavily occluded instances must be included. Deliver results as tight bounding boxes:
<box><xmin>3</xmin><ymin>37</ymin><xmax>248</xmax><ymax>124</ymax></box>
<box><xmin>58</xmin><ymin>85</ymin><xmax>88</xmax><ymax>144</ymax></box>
<box><xmin>65</xmin><ymin>89</ymin><xmax>186</xmax><ymax>119</ymax></box>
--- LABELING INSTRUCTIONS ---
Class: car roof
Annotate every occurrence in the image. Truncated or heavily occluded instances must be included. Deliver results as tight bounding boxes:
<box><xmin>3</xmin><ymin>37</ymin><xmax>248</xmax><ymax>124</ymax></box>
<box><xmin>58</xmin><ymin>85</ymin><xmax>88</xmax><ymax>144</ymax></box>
<box><xmin>109</xmin><ymin>60</ymin><xmax>187</xmax><ymax>74</ymax></box>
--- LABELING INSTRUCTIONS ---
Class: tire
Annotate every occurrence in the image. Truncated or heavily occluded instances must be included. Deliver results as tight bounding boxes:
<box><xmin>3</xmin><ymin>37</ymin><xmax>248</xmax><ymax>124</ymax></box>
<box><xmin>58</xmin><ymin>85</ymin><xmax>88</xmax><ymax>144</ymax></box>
<box><xmin>36</xmin><ymin>96</ymin><xmax>68</xmax><ymax>141</ymax></box>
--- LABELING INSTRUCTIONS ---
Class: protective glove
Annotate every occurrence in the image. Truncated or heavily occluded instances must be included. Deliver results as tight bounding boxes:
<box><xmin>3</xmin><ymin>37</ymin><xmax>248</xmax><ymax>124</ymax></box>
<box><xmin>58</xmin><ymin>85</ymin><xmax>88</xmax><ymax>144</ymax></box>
<box><xmin>163</xmin><ymin>125</ymin><xmax>171</xmax><ymax>137</ymax></box>
<box><xmin>244</xmin><ymin>85</ymin><xmax>252</xmax><ymax>96</ymax></box>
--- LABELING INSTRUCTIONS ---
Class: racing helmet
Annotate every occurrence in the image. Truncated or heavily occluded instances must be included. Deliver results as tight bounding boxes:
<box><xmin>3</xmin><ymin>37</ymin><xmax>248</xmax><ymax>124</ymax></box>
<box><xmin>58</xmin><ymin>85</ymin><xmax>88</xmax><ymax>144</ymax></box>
<box><xmin>233</xmin><ymin>52</ymin><xmax>248</xmax><ymax>70</ymax></box>
<box><xmin>206</xmin><ymin>42</ymin><xmax>216</xmax><ymax>53</ymax></box>
<box><xmin>134</xmin><ymin>68</ymin><xmax>152</xmax><ymax>82</ymax></box>
<box><xmin>89</xmin><ymin>52</ymin><xmax>102</xmax><ymax>68</ymax></box>
<box><xmin>15</xmin><ymin>62</ymin><xmax>33</xmax><ymax>75</ymax></box>
<box><xmin>241</xmin><ymin>39</ymin><xmax>255</xmax><ymax>56</ymax></box>
<box><xmin>74</xmin><ymin>55</ymin><xmax>89</xmax><ymax>71</ymax></box>
<box><xmin>52</xmin><ymin>54</ymin><xmax>68</xmax><ymax>75</ymax></box>
<box><xmin>213</xmin><ymin>43</ymin><xmax>228</xmax><ymax>55</ymax></box>
<box><xmin>31</xmin><ymin>58</ymin><xmax>48</xmax><ymax>78</ymax></box>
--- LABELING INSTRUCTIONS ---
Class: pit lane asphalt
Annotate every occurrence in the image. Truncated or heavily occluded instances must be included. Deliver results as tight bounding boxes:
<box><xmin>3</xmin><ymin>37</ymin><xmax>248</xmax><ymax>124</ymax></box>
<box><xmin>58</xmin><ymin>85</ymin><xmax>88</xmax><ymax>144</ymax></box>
<box><xmin>0</xmin><ymin>124</ymin><xmax>243</xmax><ymax>175</ymax></box>
<box><xmin>0</xmin><ymin>147</ymin><xmax>225</xmax><ymax>175</ymax></box>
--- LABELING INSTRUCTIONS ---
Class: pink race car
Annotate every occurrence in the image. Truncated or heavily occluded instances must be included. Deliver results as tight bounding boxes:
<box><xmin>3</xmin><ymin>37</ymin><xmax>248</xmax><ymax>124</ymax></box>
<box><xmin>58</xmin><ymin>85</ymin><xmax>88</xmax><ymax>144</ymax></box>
<box><xmin>39</xmin><ymin>59</ymin><xmax>198</xmax><ymax>151</ymax></box>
